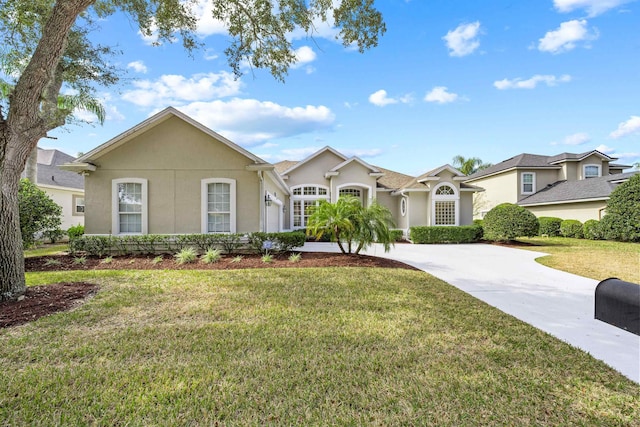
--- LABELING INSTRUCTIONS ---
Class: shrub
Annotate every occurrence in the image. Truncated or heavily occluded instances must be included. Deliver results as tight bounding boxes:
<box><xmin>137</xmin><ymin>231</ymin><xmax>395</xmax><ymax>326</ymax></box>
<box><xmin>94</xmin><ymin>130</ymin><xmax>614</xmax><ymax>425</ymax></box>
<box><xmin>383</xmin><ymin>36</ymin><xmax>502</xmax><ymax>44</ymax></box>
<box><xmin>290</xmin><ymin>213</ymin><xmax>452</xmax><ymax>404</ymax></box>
<box><xmin>67</xmin><ymin>224</ymin><xmax>85</xmax><ymax>240</ymax></box>
<box><xmin>560</xmin><ymin>219</ymin><xmax>583</xmax><ymax>238</ymax></box>
<box><xmin>410</xmin><ymin>225</ymin><xmax>483</xmax><ymax>244</ymax></box>
<box><xmin>43</xmin><ymin>227</ymin><xmax>65</xmax><ymax>244</ymax></box>
<box><xmin>248</xmin><ymin>231</ymin><xmax>306</xmax><ymax>254</ymax></box>
<box><xmin>583</xmin><ymin>219</ymin><xmax>603</xmax><ymax>240</ymax></box>
<box><xmin>483</xmin><ymin>203</ymin><xmax>539</xmax><ymax>242</ymax></box>
<box><xmin>599</xmin><ymin>174</ymin><xmax>640</xmax><ymax>242</ymax></box>
<box><xmin>18</xmin><ymin>178</ymin><xmax>62</xmax><ymax>247</ymax></box>
<box><xmin>388</xmin><ymin>229</ymin><xmax>404</xmax><ymax>242</ymax></box>
<box><xmin>537</xmin><ymin>217</ymin><xmax>562</xmax><ymax>237</ymax></box>
<box><xmin>175</xmin><ymin>247</ymin><xmax>198</xmax><ymax>264</ymax></box>
<box><xmin>288</xmin><ymin>253</ymin><xmax>301</xmax><ymax>263</ymax></box>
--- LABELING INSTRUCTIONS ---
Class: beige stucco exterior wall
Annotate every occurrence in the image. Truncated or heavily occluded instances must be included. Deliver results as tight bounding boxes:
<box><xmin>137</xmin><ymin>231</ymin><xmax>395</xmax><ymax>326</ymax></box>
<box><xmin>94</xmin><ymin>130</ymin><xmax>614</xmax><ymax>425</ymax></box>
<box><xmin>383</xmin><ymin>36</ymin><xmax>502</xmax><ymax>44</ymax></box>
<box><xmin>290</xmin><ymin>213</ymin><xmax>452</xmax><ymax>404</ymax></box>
<box><xmin>407</xmin><ymin>192</ymin><xmax>430</xmax><ymax>227</ymax></box>
<box><xmin>84</xmin><ymin>116</ymin><xmax>261</xmax><ymax>234</ymax></box>
<box><xmin>459</xmin><ymin>192</ymin><xmax>474</xmax><ymax>225</ymax></box>
<box><xmin>525</xmin><ymin>200</ymin><xmax>608</xmax><ymax>222</ymax></box>
<box><xmin>39</xmin><ymin>184</ymin><xmax>84</xmax><ymax>230</ymax></box>
<box><xmin>285</xmin><ymin>150</ymin><xmax>344</xmax><ymax>191</ymax></box>
<box><xmin>375</xmin><ymin>191</ymin><xmax>401</xmax><ymax>229</ymax></box>
<box><xmin>331</xmin><ymin>161</ymin><xmax>378</xmax><ymax>203</ymax></box>
<box><xmin>469</xmin><ymin>172</ymin><xmax>518</xmax><ymax>216</ymax></box>
<box><xmin>560</xmin><ymin>162</ymin><xmax>578</xmax><ymax>181</ymax></box>
<box><xmin>517</xmin><ymin>169</ymin><xmax>558</xmax><ymax>200</ymax></box>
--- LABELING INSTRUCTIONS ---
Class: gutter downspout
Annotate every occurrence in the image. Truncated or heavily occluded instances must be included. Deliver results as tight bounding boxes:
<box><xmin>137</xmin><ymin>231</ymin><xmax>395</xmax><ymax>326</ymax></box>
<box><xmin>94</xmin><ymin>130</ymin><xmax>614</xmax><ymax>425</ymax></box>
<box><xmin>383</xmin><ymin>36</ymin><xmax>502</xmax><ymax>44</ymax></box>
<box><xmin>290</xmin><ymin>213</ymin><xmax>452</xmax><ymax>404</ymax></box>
<box><xmin>258</xmin><ymin>170</ymin><xmax>265</xmax><ymax>232</ymax></box>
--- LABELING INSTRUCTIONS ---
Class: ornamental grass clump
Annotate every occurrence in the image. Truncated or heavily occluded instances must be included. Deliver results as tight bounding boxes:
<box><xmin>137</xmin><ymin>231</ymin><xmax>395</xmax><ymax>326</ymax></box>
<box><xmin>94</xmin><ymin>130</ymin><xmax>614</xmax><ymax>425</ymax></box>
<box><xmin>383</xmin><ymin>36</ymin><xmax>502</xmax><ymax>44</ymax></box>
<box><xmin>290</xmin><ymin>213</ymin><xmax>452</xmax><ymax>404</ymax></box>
<box><xmin>174</xmin><ymin>247</ymin><xmax>198</xmax><ymax>264</ymax></box>
<box><xmin>201</xmin><ymin>248</ymin><xmax>222</xmax><ymax>264</ymax></box>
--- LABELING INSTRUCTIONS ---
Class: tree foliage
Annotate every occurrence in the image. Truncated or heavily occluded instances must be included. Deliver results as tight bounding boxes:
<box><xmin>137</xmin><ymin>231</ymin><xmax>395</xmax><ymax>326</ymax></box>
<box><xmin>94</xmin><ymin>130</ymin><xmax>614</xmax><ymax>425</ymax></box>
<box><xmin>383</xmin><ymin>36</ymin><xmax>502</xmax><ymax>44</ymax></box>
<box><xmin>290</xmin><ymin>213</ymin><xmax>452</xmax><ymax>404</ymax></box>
<box><xmin>482</xmin><ymin>203</ymin><xmax>539</xmax><ymax>242</ymax></box>
<box><xmin>18</xmin><ymin>178</ymin><xmax>62</xmax><ymax>247</ymax></box>
<box><xmin>0</xmin><ymin>0</ymin><xmax>385</xmax><ymax>301</ymax></box>
<box><xmin>600</xmin><ymin>174</ymin><xmax>640</xmax><ymax>242</ymax></box>
<box><xmin>306</xmin><ymin>196</ymin><xmax>395</xmax><ymax>254</ymax></box>
<box><xmin>452</xmin><ymin>155</ymin><xmax>492</xmax><ymax>176</ymax></box>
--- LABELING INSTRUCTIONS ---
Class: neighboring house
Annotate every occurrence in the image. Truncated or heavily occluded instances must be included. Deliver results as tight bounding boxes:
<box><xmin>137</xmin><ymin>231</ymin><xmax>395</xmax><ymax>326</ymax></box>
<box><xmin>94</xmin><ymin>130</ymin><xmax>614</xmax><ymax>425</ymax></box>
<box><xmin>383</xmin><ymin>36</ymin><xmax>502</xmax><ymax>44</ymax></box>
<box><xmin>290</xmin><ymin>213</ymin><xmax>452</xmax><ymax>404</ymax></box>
<box><xmin>62</xmin><ymin>107</ymin><xmax>482</xmax><ymax>238</ymax></box>
<box><xmin>22</xmin><ymin>148</ymin><xmax>85</xmax><ymax>230</ymax></box>
<box><xmin>464</xmin><ymin>151</ymin><xmax>636</xmax><ymax>221</ymax></box>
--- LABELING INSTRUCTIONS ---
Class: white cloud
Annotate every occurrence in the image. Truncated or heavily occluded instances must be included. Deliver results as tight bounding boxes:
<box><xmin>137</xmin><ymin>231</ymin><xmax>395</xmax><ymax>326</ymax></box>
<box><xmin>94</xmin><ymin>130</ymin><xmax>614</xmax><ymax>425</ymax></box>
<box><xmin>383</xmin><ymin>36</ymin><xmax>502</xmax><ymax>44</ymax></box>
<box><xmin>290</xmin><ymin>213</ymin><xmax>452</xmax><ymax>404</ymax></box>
<box><xmin>564</xmin><ymin>132</ymin><xmax>591</xmax><ymax>145</ymax></box>
<box><xmin>553</xmin><ymin>0</ymin><xmax>634</xmax><ymax>17</ymax></box>
<box><xmin>339</xmin><ymin>148</ymin><xmax>383</xmax><ymax>158</ymax></box>
<box><xmin>494</xmin><ymin>74</ymin><xmax>572</xmax><ymax>90</ymax></box>
<box><xmin>291</xmin><ymin>46</ymin><xmax>317</xmax><ymax>73</ymax></box>
<box><xmin>368</xmin><ymin>89</ymin><xmax>412</xmax><ymax>107</ymax></box>
<box><xmin>538</xmin><ymin>20</ymin><xmax>597</xmax><ymax>54</ymax></box>
<box><xmin>190</xmin><ymin>0</ymin><xmax>227</xmax><ymax>36</ymax></box>
<box><xmin>610</xmin><ymin>115</ymin><xmax>640</xmax><ymax>138</ymax></box>
<box><xmin>424</xmin><ymin>86</ymin><xmax>459</xmax><ymax>104</ymax></box>
<box><xmin>595</xmin><ymin>144</ymin><xmax>615</xmax><ymax>154</ymax></box>
<box><xmin>443</xmin><ymin>22</ymin><xmax>482</xmax><ymax>57</ymax></box>
<box><xmin>122</xmin><ymin>72</ymin><xmax>242</xmax><ymax>107</ymax></box>
<box><xmin>127</xmin><ymin>61</ymin><xmax>148</xmax><ymax>74</ymax></box>
<box><xmin>173</xmin><ymin>99</ymin><xmax>335</xmax><ymax>145</ymax></box>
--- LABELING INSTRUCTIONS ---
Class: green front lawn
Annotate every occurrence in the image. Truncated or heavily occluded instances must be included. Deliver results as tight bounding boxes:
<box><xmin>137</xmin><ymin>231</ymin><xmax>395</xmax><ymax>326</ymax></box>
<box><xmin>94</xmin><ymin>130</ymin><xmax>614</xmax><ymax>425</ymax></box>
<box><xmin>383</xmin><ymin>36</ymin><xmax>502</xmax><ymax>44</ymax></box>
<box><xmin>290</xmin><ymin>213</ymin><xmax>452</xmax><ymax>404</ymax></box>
<box><xmin>519</xmin><ymin>237</ymin><xmax>640</xmax><ymax>283</ymax></box>
<box><xmin>1</xmin><ymin>268</ymin><xmax>638</xmax><ymax>425</ymax></box>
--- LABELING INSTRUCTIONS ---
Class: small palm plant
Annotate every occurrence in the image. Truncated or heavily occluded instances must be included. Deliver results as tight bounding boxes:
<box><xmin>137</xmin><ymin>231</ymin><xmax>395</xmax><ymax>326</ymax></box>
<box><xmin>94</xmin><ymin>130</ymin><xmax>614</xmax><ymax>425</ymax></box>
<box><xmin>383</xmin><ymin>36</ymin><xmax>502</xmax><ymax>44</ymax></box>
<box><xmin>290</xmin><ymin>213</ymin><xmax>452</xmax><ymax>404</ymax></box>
<box><xmin>288</xmin><ymin>253</ymin><xmax>301</xmax><ymax>263</ymax></box>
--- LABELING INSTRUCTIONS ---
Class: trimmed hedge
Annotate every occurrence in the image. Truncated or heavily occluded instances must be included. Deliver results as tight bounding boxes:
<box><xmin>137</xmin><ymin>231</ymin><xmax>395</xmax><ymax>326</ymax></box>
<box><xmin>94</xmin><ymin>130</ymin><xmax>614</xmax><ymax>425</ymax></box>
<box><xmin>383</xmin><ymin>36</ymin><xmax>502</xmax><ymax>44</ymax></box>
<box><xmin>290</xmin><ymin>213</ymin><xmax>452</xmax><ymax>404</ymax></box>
<box><xmin>410</xmin><ymin>225</ymin><xmax>483</xmax><ymax>244</ymax></box>
<box><xmin>247</xmin><ymin>232</ymin><xmax>307</xmax><ymax>254</ymax></box>
<box><xmin>69</xmin><ymin>232</ymin><xmax>305</xmax><ymax>257</ymax></box>
<box><xmin>538</xmin><ymin>217</ymin><xmax>562</xmax><ymax>237</ymax></box>
<box><xmin>583</xmin><ymin>219</ymin><xmax>603</xmax><ymax>240</ymax></box>
<box><xmin>389</xmin><ymin>229</ymin><xmax>404</xmax><ymax>242</ymax></box>
<box><xmin>483</xmin><ymin>203</ymin><xmax>539</xmax><ymax>242</ymax></box>
<box><xmin>560</xmin><ymin>219</ymin><xmax>583</xmax><ymax>238</ymax></box>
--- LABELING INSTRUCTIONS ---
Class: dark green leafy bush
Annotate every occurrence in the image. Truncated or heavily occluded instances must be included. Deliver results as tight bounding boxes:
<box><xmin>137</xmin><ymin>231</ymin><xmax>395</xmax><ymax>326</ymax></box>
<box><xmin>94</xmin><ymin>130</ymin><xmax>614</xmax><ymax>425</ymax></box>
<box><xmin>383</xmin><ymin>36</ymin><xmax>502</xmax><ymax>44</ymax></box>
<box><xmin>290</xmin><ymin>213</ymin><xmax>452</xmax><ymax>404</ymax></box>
<box><xmin>483</xmin><ymin>203</ymin><xmax>539</xmax><ymax>242</ymax></box>
<box><xmin>247</xmin><ymin>231</ymin><xmax>306</xmax><ymax>254</ymax></box>
<box><xmin>388</xmin><ymin>229</ymin><xmax>404</xmax><ymax>242</ymax></box>
<box><xmin>67</xmin><ymin>224</ymin><xmax>85</xmax><ymax>240</ymax></box>
<box><xmin>599</xmin><ymin>174</ymin><xmax>640</xmax><ymax>242</ymax></box>
<box><xmin>410</xmin><ymin>225</ymin><xmax>483</xmax><ymax>244</ymax></box>
<box><xmin>538</xmin><ymin>217</ymin><xmax>562</xmax><ymax>237</ymax></box>
<box><xmin>18</xmin><ymin>179</ymin><xmax>62</xmax><ymax>247</ymax></box>
<box><xmin>583</xmin><ymin>219</ymin><xmax>603</xmax><ymax>240</ymax></box>
<box><xmin>560</xmin><ymin>219</ymin><xmax>583</xmax><ymax>238</ymax></box>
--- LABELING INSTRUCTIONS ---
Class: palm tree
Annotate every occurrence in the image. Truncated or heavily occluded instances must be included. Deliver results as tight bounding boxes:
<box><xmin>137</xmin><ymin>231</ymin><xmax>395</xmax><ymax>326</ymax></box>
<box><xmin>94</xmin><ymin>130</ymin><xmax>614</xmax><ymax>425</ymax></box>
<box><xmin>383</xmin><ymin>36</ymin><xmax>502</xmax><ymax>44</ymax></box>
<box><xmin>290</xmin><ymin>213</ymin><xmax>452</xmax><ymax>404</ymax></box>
<box><xmin>306</xmin><ymin>196</ymin><xmax>396</xmax><ymax>254</ymax></box>
<box><xmin>452</xmin><ymin>155</ymin><xmax>492</xmax><ymax>176</ymax></box>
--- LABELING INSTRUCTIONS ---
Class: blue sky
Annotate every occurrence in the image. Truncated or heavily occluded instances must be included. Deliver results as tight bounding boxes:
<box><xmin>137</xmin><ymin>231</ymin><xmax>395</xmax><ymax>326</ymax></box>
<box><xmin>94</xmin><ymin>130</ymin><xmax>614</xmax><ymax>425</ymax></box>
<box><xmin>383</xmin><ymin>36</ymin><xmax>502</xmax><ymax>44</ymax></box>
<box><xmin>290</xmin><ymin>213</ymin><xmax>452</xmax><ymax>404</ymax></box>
<box><xmin>45</xmin><ymin>0</ymin><xmax>640</xmax><ymax>176</ymax></box>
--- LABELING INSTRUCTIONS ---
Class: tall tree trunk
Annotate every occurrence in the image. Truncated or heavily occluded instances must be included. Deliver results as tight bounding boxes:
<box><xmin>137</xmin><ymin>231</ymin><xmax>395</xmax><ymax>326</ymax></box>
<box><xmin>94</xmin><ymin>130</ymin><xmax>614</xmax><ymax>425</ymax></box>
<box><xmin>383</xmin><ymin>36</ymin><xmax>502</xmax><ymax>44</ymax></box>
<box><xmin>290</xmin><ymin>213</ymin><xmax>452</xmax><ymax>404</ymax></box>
<box><xmin>0</xmin><ymin>135</ymin><xmax>27</xmax><ymax>301</ymax></box>
<box><xmin>25</xmin><ymin>146</ymin><xmax>38</xmax><ymax>182</ymax></box>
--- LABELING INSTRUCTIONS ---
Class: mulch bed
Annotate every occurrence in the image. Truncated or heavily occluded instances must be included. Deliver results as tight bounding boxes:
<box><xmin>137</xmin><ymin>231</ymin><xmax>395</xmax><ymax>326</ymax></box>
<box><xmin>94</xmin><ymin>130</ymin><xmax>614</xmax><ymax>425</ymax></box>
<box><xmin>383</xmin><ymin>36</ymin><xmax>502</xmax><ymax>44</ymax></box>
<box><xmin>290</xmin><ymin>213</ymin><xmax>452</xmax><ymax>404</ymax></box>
<box><xmin>2</xmin><ymin>253</ymin><xmax>417</xmax><ymax>329</ymax></box>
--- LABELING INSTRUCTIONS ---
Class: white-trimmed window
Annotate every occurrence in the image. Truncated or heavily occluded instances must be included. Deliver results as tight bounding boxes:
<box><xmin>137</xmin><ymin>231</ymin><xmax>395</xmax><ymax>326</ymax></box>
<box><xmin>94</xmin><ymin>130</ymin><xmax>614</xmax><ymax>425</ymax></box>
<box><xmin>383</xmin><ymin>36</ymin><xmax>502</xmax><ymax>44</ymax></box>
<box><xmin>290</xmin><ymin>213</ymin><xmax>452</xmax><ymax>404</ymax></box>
<box><xmin>583</xmin><ymin>164</ymin><xmax>601</xmax><ymax>179</ymax></box>
<box><xmin>291</xmin><ymin>185</ymin><xmax>329</xmax><ymax>228</ymax></box>
<box><xmin>432</xmin><ymin>183</ymin><xmax>459</xmax><ymax>226</ymax></box>
<box><xmin>201</xmin><ymin>178</ymin><xmax>236</xmax><ymax>233</ymax></box>
<box><xmin>521</xmin><ymin>172</ymin><xmax>536</xmax><ymax>194</ymax></box>
<box><xmin>73</xmin><ymin>195</ymin><xmax>85</xmax><ymax>216</ymax></box>
<box><xmin>112</xmin><ymin>178</ymin><xmax>148</xmax><ymax>234</ymax></box>
<box><xmin>400</xmin><ymin>197</ymin><xmax>407</xmax><ymax>217</ymax></box>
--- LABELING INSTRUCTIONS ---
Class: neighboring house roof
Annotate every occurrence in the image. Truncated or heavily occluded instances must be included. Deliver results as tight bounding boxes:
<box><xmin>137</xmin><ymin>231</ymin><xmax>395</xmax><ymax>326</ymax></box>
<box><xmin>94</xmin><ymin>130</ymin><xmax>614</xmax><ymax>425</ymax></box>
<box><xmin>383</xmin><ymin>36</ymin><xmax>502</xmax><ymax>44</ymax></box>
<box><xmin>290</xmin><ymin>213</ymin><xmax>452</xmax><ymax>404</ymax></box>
<box><xmin>465</xmin><ymin>153</ymin><xmax>560</xmax><ymax>181</ymax></box>
<box><xmin>27</xmin><ymin>148</ymin><xmax>84</xmax><ymax>190</ymax></box>
<box><xmin>518</xmin><ymin>172</ymin><xmax>639</xmax><ymax>206</ymax></box>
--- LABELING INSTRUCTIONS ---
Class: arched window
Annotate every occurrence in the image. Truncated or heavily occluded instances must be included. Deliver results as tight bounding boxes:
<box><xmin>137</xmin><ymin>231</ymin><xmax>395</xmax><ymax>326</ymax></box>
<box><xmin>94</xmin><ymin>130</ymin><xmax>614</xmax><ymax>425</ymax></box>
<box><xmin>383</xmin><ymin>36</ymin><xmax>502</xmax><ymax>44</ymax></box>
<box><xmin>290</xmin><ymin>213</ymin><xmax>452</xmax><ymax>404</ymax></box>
<box><xmin>432</xmin><ymin>183</ymin><xmax>459</xmax><ymax>226</ymax></box>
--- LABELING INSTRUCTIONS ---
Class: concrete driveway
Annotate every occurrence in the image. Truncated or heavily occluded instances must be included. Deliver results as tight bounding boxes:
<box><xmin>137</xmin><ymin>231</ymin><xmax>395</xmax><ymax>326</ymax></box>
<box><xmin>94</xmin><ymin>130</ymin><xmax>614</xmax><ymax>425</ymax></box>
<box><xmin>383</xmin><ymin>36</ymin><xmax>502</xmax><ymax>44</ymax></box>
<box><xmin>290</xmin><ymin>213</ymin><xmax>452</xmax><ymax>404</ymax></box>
<box><xmin>301</xmin><ymin>242</ymin><xmax>640</xmax><ymax>383</ymax></box>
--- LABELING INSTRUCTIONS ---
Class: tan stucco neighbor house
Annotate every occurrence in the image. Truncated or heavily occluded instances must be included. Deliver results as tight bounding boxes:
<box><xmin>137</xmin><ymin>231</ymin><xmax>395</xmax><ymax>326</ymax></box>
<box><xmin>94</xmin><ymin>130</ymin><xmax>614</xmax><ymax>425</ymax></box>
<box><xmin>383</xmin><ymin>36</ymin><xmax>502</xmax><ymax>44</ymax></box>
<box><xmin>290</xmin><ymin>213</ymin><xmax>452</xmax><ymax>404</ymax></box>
<box><xmin>23</xmin><ymin>148</ymin><xmax>85</xmax><ymax>230</ymax></box>
<box><xmin>464</xmin><ymin>150</ymin><xmax>636</xmax><ymax>222</ymax></box>
<box><xmin>62</xmin><ymin>107</ymin><xmax>482</xmax><ymax>238</ymax></box>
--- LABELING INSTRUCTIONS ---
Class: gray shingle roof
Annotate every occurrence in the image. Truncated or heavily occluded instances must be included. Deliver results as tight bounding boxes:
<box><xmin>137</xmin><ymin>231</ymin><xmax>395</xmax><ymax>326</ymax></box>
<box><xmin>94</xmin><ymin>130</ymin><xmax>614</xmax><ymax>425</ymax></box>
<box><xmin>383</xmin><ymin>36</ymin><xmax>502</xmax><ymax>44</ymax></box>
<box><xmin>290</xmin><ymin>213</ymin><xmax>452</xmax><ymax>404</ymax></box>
<box><xmin>34</xmin><ymin>148</ymin><xmax>84</xmax><ymax>190</ymax></box>
<box><xmin>518</xmin><ymin>172</ymin><xmax>639</xmax><ymax>205</ymax></box>
<box><xmin>466</xmin><ymin>153</ymin><xmax>559</xmax><ymax>180</ymax></box>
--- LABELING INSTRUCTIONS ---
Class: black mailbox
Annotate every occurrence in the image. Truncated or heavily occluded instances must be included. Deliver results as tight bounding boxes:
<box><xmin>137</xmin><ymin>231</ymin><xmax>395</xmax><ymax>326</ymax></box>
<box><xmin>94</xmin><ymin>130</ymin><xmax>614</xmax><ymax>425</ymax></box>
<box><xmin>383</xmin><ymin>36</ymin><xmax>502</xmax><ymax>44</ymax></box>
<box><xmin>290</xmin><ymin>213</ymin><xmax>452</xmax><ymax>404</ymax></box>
<box><xmin>595</xmin><ymin>278</ymin><xmax>640</xmax><ymax>336</ymax></box>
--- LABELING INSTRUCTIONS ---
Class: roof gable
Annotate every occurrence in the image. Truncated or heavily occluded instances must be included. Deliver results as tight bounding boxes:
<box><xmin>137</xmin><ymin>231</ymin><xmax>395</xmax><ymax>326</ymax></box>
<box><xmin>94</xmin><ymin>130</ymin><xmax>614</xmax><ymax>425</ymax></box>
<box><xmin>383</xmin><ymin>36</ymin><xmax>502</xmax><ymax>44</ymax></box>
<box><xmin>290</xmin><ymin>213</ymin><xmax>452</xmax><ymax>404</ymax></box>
<box><xmin>416</xmin><ymin>164</ymin><xmax>465</xmax><ymax>182</ymax></box>
<box><xmin>327</xmin><ymin>156</ymin><xmax>383</xmax><ymax>176</ymax></box>
<box><xmin>76</xmin><ymin>107</ymin><xmax>268</xmax><ymax>165</ymax></box>
<box><xmin>280</xmin><ymin>146</ymin><xmax>348</xmax><ymax>176</ymax></box>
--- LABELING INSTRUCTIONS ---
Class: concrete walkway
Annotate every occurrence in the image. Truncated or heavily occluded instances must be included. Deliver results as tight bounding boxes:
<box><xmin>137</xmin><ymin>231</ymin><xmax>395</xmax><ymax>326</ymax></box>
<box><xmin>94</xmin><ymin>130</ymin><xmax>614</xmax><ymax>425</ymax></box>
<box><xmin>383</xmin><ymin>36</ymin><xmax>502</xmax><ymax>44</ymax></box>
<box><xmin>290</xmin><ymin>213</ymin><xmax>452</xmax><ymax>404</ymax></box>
<box><xmin>301</xmin><ymin>242</ymin><xmax>640</xmax><ymax>383</ymax></box>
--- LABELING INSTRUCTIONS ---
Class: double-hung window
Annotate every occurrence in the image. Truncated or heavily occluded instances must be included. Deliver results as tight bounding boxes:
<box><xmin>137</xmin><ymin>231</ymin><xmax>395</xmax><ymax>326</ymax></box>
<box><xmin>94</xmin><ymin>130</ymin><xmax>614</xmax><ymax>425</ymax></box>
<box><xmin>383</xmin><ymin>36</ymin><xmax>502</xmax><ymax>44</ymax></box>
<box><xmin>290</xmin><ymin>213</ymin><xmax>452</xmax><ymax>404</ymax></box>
<box><xmin>583</xmin><ymin>164</ymin><xmax>601</xmax><ymax>179</ymax></box>
<box><xmin>73</xmin><ymin>195</ymin><xmax>85</xmax><ymax>216</ymax></box>
<box><xmin>521</xmin><ymin>172</ymin><xmax>535</xmax><ymax>194</ymax></box>
<box><xmin>201</xmin><ymin>178</ymin><xmax>236</xmax><ymax>233</ymax></box>
<box><xmin>112</xmin><ymin>178</ymin><xmax>148</xmax><ymax>234</ymax></box>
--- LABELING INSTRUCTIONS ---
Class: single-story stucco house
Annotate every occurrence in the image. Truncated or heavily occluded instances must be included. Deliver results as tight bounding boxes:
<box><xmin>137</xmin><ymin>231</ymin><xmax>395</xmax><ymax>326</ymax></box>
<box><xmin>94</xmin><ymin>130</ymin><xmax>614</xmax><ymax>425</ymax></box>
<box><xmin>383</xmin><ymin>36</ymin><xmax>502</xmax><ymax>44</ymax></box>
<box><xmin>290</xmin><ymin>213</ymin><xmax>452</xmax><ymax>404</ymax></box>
<box><xmin>464</xmin><ymin>150</ymin><xmax>636</xmax><ymax>221</ymax></box>
<box><xmin>23</xmin><ymin>148</ymin><xmax>85</xmax><ymax>230</ymax></box>
<box><xmin>61</xmin><ymin>107</ymin><xmax>482</xmax><ymax>237</ymax></box>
